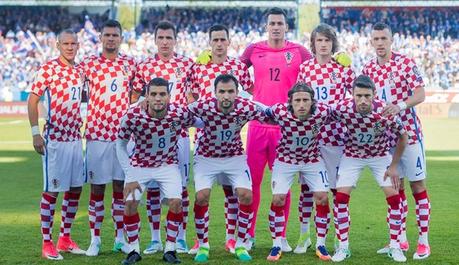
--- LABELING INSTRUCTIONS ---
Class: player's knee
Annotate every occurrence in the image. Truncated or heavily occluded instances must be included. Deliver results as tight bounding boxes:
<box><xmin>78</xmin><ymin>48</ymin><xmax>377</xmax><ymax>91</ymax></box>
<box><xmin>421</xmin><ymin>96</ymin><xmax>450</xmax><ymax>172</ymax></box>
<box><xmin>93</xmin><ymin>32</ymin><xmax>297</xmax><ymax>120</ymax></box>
<box><xmin>91</xmin><ymin>184</ymin><xmax>106</xmax><ymax>195</ymax></box>
<box><xmin>410</xmin><ymin>180</ymin><xmax>426</xmax><ymax>194</ymax></box>
<box><xmin>237</xmin><ymin>188</ymin><xmax>253</xmax><ymax>205</ymax></box>
<box><xmin>69</xmin><ymin>186</ymin><xmax>82</xmax><ymax>193</ymax></box>
<box><xmin>272</xmin><ymin>194</ymin><xmax>286</xmax><ymax>207</ymax></box>
<box><xmin>112</xmin><ymin>180</ymin><xmax>124</xmax><ymax>192</ymax></box>
<box><xmin>124</xmin><ymin>200</ymin><xmax>139</xmax><ymax>216</ymax></box>
<box><xmin>314</xmin><ymin>192</ymin><xmax>329</xmax><ymax>205</ymax></box>
<box><xmin>168</xmin><ymin>198</ymin><xmax>182</xmax><ymax>213</ymax></box>
<box><xmin>195</xmin><ymin>190</ymin><xmax>210</xmax><ymax>206</ymax></box>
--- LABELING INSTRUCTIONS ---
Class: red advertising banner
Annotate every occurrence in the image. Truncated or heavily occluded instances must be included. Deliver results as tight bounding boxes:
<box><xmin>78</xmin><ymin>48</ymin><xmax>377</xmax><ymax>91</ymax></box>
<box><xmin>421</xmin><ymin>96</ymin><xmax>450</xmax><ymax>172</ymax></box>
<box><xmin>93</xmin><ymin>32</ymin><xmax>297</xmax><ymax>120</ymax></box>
<box><xmin>0</xmin><ymin>102</ymin><xmax>28</xmax><ymax>117</ymax></box>
<box><xmin>418</xmin><ymin>90</ymin><xmax>459</xmax><ymax>118</ymax></box>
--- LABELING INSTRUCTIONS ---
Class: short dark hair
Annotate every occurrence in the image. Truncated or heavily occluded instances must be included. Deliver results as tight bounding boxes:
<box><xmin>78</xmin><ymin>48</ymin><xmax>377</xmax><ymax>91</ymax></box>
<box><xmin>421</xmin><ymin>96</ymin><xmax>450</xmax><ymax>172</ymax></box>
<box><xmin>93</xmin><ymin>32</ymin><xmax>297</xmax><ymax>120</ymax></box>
<box><xmin>372</xmin><ymin>22</ymin><xmax>392</xmax><ymax>36</ymax></box>
<box><xmin>208</xmin><ymin>24</ymin><xmax>229</xmax><ymax>40</ymax></box>
<box><xmin>102</xmin><ymin>19</ymin><xmax>122</xmax><ymax>34</ymax></box>
<box><xmin>155</xmin><ymin>20</ymin><xmax>177</xmax><ymax>38</ymax></box>
<box><xmin>353</xmin><ymin>75</ymin><xmax>375</xmax><ymax>91</ymax></box>
<box><xmin>288</xmin><ymin>82</ymin><xmax>316</xmax><ymax>113</ymax></box>
<box><xmin>311</xmin><ymin>23</ymin><xmax>339</xmax><ymax>54</ymax></box>
<box><xmin>265</xmin><ymin>7</ymin><xmax>287</xmax><ymax>21</ymax></box>
<box><xmin>146</xmin><ymin>77</ymin><xmax>170</xmax><ymax>94</ymax></box>
<box><xmin>214</xmin><ymin>74</ymin><xmax>239</xmax><ymax>90</ymax></box>
<box><xmin>57</xmin><ymin>28</ymin><xmax>77</xmax><ymax>42</ymax></box>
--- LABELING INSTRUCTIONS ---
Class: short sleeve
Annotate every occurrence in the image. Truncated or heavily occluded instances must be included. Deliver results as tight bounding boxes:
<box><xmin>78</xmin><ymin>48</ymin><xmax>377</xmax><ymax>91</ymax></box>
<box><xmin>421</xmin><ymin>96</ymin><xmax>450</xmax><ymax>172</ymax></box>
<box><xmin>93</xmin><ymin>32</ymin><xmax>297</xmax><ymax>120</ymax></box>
<box><xmin>117</xmin><ymin>112</ymin><xmax>133</xmax><ymax>140</ymax></box>
<box><xmin>30</xmin><ymin>64</ymin><xmax>52</xmax><ymax>97</ymax></box>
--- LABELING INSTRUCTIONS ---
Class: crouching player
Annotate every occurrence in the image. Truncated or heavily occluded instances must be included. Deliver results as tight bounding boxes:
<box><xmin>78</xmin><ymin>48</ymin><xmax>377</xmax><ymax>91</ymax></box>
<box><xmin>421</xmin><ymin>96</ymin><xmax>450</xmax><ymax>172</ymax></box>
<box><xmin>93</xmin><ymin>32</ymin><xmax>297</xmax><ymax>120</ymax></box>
<box><xmin>115</xmin><ymin>78</ymin><xmax>198</xmax><ymax>264</ymax></box>
<box><xmin>331</xmin><ymin>75</ymin><xmax>408</xmax><ymax>262</ymax></box>
<box><xmin>265</xmin><ymin>83</ymin><xmax>332</xmax><ymax>261</ymax></box>
<box><xmin>189</xmin><ymin>74</ymin><xmax>269</xmax><ymax>262</ymax></box>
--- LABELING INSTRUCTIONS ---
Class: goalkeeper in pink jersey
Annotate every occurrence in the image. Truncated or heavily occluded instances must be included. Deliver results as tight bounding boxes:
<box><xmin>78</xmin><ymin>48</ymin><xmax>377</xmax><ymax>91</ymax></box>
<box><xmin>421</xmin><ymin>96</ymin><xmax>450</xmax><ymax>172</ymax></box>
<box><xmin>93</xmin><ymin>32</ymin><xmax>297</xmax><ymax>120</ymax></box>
<box><xmin>240</xmin><ymin>7</ymin><xmax>312</xmax><ymax>251</ymax></box>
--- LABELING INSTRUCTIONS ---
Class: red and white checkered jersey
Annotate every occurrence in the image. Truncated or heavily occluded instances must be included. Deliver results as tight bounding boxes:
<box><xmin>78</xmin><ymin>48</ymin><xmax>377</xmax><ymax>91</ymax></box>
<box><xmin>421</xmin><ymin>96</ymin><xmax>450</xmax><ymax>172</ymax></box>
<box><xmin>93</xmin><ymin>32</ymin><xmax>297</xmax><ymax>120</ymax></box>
<box><xmin>362</xmin><ymin>52</ymin><xmax>424</xmax><ymax>145</ymax></box>
<box><xmin>332</xmin><ymin>98</ymin><xmax>406</xmax><ymax>159</ymax></box>
<box><xmin>189</xmin><ymin>97</ymin><xmax>268</xmax><ymax>158</ymax></box>
<box><xmin>133</xmin><ymin>54</ymin><xmax>193</xmax><ymax>104</ymax></box>
<box><xmin>298</xmin><ymin>58</ymin><xmax>355</xmax><ymax>147</ymax></box>
<box><xmin>188</xmin><ymin>57</ymin><xmax>252</xmax><ymax>100</ymax></box>
<box><xmin>30</xmin><ymin>58</ymin><xmax>84</xmax><ymax>141</ymax></box>
<box><xmin>118</xmin><ymin>103</ymin><xmax>195</xmax><ymax>168</ymax></box>
<box><xmin>270</xmin><ymin>102</ymin><xmax>330</xmax><ymax>165</ymax></box>
<box><xmin>80</xmin><ymin>54</ymin><xmax>138</xmax><ymax>141</ymax></box>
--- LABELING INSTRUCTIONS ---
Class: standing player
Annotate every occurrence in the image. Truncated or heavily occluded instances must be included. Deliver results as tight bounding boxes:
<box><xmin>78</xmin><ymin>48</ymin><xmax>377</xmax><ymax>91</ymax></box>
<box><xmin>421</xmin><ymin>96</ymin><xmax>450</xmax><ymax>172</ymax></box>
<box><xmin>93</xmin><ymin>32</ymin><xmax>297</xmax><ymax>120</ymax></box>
<box><xmin>363</xmin><ymin>23</ymin><xmax>431</xmax><ymax>260</ymax></box>
<box><xmin>133</xmin><ymin>20</ymin><xmax>194</xmax><ymax>254</ymax></box>
<box><xmin>187</xmin><ymin>24</ymin><xmax>253</xmax><ymax>255</ymax></box>
<box><xmin>240</xmin><ymin>7</ymin><xmax>312</xmax><ymax>250</ymax></box>
<box><xmin>116</xmin><ymin>78</ymin><xmax>196</xmax><ymax>264</ymax></box>
<box><xmin>331</xmin><ymin>75</ymin><xmax>408</xmax><ymax>262</ymax></box>
<box><xmin>296</xmin><ymin>23</ymin><xmax>355</xmax><ymax>253</ymax></box>
<box><xmin>265</xmin><ymin>83</ymin><xmax>332</xmax><ymax>261</ymax></box>
<box><xmin>28</xmin><ymin>29</ymin><xmax>86</xmax><ymax>260</ymax></box>
<box><xmin>190</xmin><ymin>74</ymin><xmax>268</xmax><ymax>262</ymax></box>
<box><xmin>80</xmin><ymin>20</ymin><xmax>139</xmax><ymax>256</ymax></box>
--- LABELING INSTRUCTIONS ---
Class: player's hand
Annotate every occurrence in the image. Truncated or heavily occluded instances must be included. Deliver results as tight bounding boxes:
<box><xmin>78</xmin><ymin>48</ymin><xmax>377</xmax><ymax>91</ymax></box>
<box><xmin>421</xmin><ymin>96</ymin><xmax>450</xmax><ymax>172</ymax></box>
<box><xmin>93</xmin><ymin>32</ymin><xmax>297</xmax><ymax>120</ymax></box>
<box><xmin>382</xmin><ymin>103</ymin><xmax>401</xmax><ymax>117</ymax></box>
<box><xmin>140</xmin><ymin>99</ymin><xmax>148</xmax><ymax>111</ymax></box>
<box><xmin>196</xmin><ymin>50</ymin><xmax>212</xmax><ymax>65</ymax></box>
<box><xmin>384</xmin><ymin>165</ymin><xmax>400</xmax><ymax>191</ymax></box>
<box><xmin>32</xmin><ymin>135</ymin><xmax>45</xmax><ymax>155</ymax></box>
<box><xmin>186</xmin><ymin>90</ymin><xmax>197</xmax><ymax>104</ymax></box>
<box><xmin>124</xmin><ymin>182</ymin><xmax>142</xmax><ymax>202</ymax></box>
<box><xmin>333</xmin><ymin>51</ymin><xmax>352</xmax><ymax>67</ymax></box>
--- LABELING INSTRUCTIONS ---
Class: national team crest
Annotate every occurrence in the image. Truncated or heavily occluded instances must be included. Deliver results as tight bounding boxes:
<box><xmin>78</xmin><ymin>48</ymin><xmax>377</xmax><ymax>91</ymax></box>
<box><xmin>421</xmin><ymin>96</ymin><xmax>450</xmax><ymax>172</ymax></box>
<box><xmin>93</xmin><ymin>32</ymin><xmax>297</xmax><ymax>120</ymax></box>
<box><xmin>389</xmin><ymin>72</ymin><xmax>394</xmax><ymax>81</ymax></box>
<box><xmin>171</xmin><ymin>121</ymin><xmax>181</xmax><ymax>131</ymax></box>
<box><xmin>331</xmin><ymin>71</ymin><xmax>338</xmax><ymax>82</ymax></box>
<box><xmin>374</xmin><ymin>121</ymin><xmax>384</xmax><ymax>134</ymax></box>
<box><xmin>122</xmin><ymin>65</ymin><xmax>130</xmax><ymax>76</ymax></box>
<box><xmin>175</xmin><ymin>67</ymin><xmax>183</xmax><ymax>78</ymax></box>
<box><xmin>284</xmin><ymin>51</ymin><xmax>293</xmax><ymax>65</ymax></box>
<box><xmin>312</xmin><ymin>124</ymin><xmax>320</xmax><ymax>136</ymax></box>
<box><xmin>235</xmin><ymin>116</ymin><xmax>242</xmax><ymax>126</ymax></box>
<box><xmin>52</xmin><ymin>179</ymin><xmax>59</xmax><ymax>188</ymax></box>
<box><xmin>412</xmin><ymin>66</ymin><xmax>423</xmax><ymax>81</ymax></box>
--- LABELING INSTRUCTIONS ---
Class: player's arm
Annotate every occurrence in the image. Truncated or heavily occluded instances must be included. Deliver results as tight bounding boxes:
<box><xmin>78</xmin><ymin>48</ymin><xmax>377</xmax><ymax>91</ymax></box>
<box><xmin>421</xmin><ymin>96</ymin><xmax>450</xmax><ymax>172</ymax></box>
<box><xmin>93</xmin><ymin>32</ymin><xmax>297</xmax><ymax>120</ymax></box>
<box><xmin>130</xmin><ymin>90</ymin><xmax>142</xmax><ymax>104</ymax></box>
<box><xmin>382</xmin><ymin>86</ymin><xmax>425</xmax><ymax>117</ymax></box>
<box><xmin>115</xmin><ymin>136</ymin><xmax>142</xmax><ymax>202</ymax></box>
<box><xmin>27</xmin><ymin>93</ymin><xmax>44</xmax><ymax>155</ymax></box>
<box><xmin>384</xmin><ymin>119</ymin><xmax>408</xmax><ymax>190</ymax></box>
<box><xmin>240</xmin><ymin>44</ymin><xmax>254</xmax><ymax>68</ymax></box>
<box><xmin>185</xmin><ymin>65</ymin><xmax>199</xmax><ymax>103</ymax></box>
<box><xmin>130</xmin><ymin>66</ymin><xmax>145</xmax><ymax>104</ymax></box>
<box><xmin>383</xmin><ymin>87</ymin><xmax>425</xmax><ymax>117</ymax></box>
<box><xmin>383</xmin><ymin>59</ymin><xmax>426</xmax><ymax>117</ymax></box>
<box><xmin>115</xmin><ymin>137</ymin><xmax>130</xmax><ymax>177</ymax></box>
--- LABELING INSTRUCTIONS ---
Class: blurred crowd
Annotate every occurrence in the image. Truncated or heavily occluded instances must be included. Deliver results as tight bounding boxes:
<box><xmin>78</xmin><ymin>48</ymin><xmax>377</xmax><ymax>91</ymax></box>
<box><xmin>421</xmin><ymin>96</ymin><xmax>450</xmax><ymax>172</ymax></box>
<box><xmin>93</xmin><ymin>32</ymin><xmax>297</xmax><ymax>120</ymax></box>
<box><xmin>1</xmin><ymin>6</ymin><xmax>458</xmax><ymax>101</ymax></box>
<box><xmin>322</xmin><ymin>7</ymin><xmax>459</xmax><ymax>39</ymax></box>
<box><xmin>138</xmin><ymin>7</ymin><xmax>297</xmax><ymax>34</ymax></box>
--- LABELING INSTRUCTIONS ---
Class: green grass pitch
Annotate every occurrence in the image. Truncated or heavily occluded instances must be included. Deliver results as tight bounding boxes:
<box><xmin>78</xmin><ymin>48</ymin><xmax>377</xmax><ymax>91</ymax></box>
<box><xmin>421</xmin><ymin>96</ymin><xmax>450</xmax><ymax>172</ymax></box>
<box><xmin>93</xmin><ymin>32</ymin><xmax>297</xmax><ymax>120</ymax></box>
<box><xmin>0</xmin><ymin>117</ymin><xmax>458</xmax><ymax>264</ymax></box>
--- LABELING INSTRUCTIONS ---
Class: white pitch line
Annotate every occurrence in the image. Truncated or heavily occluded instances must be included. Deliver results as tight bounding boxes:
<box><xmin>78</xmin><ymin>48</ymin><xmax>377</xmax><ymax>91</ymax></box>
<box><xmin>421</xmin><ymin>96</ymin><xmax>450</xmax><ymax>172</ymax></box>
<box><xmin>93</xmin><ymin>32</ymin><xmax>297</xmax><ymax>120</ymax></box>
<box><xmin>0</xmin><ymin>141</ymin><xmax>31</xmax><ymax>144</ymax></box>
<box><xmin>0</xmin><ymin>120</ymin><xmax>25</xmax><ymax>125</ymax></box>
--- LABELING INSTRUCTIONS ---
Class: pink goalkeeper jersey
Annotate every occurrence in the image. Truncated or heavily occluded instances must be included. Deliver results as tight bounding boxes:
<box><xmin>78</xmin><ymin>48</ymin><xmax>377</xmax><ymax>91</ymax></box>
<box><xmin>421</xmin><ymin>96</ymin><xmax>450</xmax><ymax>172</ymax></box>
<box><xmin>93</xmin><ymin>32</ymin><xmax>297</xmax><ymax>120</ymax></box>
<box><xmin>240</xmin><ymin>40</ymin><xmax>311</xmax><ymax>107</ymax></box>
